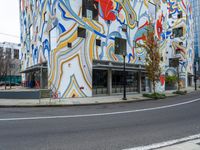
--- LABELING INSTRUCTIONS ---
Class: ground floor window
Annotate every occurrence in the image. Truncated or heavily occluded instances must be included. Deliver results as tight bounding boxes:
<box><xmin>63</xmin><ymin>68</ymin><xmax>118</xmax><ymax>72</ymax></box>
<box><xmin>112</xmin><ymin>71</ymin><xmax>139</xmax><ymax>93</ymax></box>
<box><xmin>141</xmin><ymin>73</ymin><xmax>146</xmax><ymax>92</ymax></box>
<box><xmin>92</xmin><ymin>69</ymin><xmax>147</xmax><ymax>96</ymax></box>
<box><xmin>92</xmin><ymin>69</ymin><xmax>108</xmax><ymax>95</ymax></box>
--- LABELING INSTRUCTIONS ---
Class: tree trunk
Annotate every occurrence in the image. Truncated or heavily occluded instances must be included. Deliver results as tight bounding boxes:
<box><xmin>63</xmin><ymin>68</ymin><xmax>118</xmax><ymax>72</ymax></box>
<box><xmin>153</xmin><ymin>81</ymin><xmax>156</xmax><ymax>94</ymax></box>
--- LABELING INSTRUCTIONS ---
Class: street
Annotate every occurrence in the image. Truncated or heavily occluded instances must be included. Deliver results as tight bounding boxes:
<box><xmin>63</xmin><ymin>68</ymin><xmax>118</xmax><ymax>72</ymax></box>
<box><xmin>0</xmin><ymin>91</ymin><xmax>200</xmax><ymax>150</ymax></box>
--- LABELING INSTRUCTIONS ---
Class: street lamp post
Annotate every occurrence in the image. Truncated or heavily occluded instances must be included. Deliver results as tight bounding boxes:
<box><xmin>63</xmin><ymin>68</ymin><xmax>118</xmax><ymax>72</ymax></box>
<box><xmin>122</xmin><ymin>51</ymin><xmax>127</xmax><ymax>100</ymax></box>
<box><xmin>114</xmin><ymin>37</ymin><xmax>127</xmax><ymax>100</ymax></box>
<box><xmin>194</xmin><ymin>61</ymin><xmax>197</xmax><ymax>91</ymax></box>
<box><xmin>177</xmin><ymin>64</ymin><xmax>180</xmax><ymax>91</ymax></box>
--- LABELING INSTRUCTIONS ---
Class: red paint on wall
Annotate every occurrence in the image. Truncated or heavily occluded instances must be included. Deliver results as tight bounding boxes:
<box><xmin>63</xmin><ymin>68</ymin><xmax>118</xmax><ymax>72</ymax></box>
<box><xmin>95</xmin><ymin>0</ymin><xmax>121</xmax><ymax>21</ymax></box>
<box><xmin>160</xmin><ymin>75</ymin><xmax>165</xmax><ymax>86</ymax></box>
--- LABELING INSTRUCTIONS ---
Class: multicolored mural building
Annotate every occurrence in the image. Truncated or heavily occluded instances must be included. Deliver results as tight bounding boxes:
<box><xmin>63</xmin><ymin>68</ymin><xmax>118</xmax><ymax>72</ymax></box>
<box><xmin>20</xmin><ymin>0</ymin><xmax>194</xmax><ymax>98</ymax></box>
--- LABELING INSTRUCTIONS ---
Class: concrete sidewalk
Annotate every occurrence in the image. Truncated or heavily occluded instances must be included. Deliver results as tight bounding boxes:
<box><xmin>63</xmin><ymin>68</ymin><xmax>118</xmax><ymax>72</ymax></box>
<box><xmin>0</xmin><ymin>86</ymin><xmax>197</xmax><ymax>107</ymax></box>
<box><xmin>157</xmin><ymin>139</ymin><xmax>200</xmax><ymax>150</ymax></box>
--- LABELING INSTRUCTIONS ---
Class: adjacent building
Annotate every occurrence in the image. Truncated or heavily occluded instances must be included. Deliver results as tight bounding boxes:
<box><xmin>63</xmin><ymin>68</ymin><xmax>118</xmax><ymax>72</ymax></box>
<box><xmin>19</xmin><ymin>0</ymin><xmax>194</xmax><ymax>98</ymax></box>
<box><xmin>0</xmin><ymin>42</ymin><xmax>21</xmax><ymax>85</ymax></box>
<box><xmin>191</xmin><ymin>0</ymin><xmax>200</xmax><ymax>59</ymax></box>
<box><xmin>191</xmin><ymin>0</ymin><xmax>200</xmax><ymax>80</ymax></box>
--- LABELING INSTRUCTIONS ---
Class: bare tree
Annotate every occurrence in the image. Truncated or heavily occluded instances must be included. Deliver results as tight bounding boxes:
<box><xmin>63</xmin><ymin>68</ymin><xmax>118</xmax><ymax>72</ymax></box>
<box><xmin>0</xmin><ymin>49</ymin><xmax>12</xmax><ymax>90</ymax></box>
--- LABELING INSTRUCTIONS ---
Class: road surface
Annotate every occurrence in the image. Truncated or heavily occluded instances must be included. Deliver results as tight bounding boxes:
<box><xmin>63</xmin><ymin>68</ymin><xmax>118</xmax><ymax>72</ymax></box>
<box><xmin>0</xmin><ymin>91</ymin><xmax>200</xmax><ymax>150</ymax></box>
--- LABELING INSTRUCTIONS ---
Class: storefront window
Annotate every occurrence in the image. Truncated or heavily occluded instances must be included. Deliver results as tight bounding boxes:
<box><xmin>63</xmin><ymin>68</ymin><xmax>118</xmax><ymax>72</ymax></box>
<box><xmin>112</xmin><ymin>71</ymin><xmax>139</xmax><ymax>93</ymax></box>
<box><xmin>92</xmin><ymin>69</ymin><xmax>108</xmax><ymax>95</ymax></box>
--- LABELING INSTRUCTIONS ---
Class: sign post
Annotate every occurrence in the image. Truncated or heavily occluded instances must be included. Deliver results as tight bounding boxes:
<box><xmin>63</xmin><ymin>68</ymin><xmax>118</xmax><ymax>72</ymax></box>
<box><xmin>115</xmin><ymin>37</ymin><xmax>127</xmax><ymax>100</ymax></box>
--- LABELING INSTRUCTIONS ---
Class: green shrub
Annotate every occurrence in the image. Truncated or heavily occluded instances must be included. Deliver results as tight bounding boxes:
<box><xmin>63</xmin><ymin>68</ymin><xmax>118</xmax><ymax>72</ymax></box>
<box><xmin>143</xmin><ymin>93</ymin><xmax>166</xmax><ymax>99</ymax></box>
<box><xmin>165</xmin><ymin>75</ymin><xmax>178</xmax><ymax>85</ymax></box>
<box><xmin>173</xmin><ymin>90</ymin><xmax>187</xmax><ymax>95</ymax></box>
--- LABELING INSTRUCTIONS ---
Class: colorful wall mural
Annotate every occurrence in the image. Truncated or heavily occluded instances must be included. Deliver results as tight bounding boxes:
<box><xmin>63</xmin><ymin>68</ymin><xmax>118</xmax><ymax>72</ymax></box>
<box><xmin>20</xmin><ymin>0</ymin><xmax>194</xmax><ymax>98</ymax></box>
<box><xmin>164</xmin><ymin>0</ymin><xmax>194</xmax><ymax>89</ymax></box>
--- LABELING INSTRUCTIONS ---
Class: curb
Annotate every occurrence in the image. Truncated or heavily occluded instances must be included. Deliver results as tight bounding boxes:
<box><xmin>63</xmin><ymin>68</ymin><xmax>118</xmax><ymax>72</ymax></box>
<box><xmin>0</xmin><ymin>94</ymin><xmax>180</xmax><ymax>108</ymax></box>
<box><xmin>0</xmin><ymin>90</ymin><xmax>197</xmax><ymax>108</ymax></box>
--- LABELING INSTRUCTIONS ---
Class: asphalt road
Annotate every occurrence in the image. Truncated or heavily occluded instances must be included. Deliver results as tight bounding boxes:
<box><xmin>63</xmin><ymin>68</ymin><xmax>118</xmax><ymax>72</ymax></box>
<box><xmin>0</xmin><ymin>91</ymin><xmax>200</xmax><ymax>150</ymax></box>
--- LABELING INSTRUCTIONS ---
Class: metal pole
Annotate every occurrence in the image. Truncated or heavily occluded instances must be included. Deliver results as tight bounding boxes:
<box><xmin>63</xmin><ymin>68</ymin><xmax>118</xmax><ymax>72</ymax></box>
<box><xmin>123</xmin><ymin>55</ymin><xmax>127</xmax><ymax>100</ymax></box>
<box><xmin>195</xmin><ymin>63</ymin><xmax>197</xmax><ymax>91</ymax></box>
<box><xmin>9</xmin><ymin>69</ymin><xmax>11</xmax><ymax>89</ymax></box>
<box><xmin>177</xmin><ymin>66</ymin><xmax>180</xmax><ymax>91</ymax></box>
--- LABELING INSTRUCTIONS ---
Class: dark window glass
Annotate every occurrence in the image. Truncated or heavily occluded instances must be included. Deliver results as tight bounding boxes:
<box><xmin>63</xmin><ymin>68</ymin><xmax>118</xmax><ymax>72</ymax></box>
<box><xmin>115</xmin><ymin>37</ymin><xmax>127</xmax><ymax>55</ymax></box>
<box><xmin>77</xmin><ymin>27</ymin><xmax>86</xmax><ymax>38</ymax></box>
<box><xmin>122</xmin><ymin>24</ymin><xmax>127</xmax><ymax>32</ymax></box>
<box><xmin>172</xmin><ymin>27</ymin><xmax>183</xmax><ymax>38</ymax></box>
<box><xmin>0</xmin><ymin>47</ymin><xmax>3</xmax><ymax>54</ymax></box>
<box><xmin>96</xmin><ymin>39</ymin><xmax>101</xmax><ymax>46</ymax></box>
<box><xmin>112</xmin><ymin>71</ymin><xmax>139</xmax><ymax>93</ymax></box>
<box><xmin>177</xmin><ymin>12</ymin><xmax>182</xmax><ymax>18</ymax></box>
<box><xmin>82</xmin><ymin>0</ymin><xmax>98</xmax><ymax>21</ymax></box>
<box><xmin>14</xmin><ymin>49</ymin><xmax>19</xmax><ymax>59</ymax></box>
<box><xmin>67</xmin><ymin>43</ymin><xmax>72</xmax><ymax>48</ymax></box>
<box><xmin>6</xmin><ymin>48</ymin><xmax>11</xmax><ymax>59</ymax></box>
<box><xmin>92</xmin><ymin>69</ymin><xmax>108</xmax><ymax>95</ymax></box>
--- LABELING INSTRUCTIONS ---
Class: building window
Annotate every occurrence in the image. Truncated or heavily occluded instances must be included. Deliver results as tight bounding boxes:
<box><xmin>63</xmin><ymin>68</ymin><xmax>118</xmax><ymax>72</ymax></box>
<box><xmin>6</xmin><ymin>48</ymin><xmax>11</xmax><ymax>59</ymax></box>
<box><xmin>67</xmin><ymin>43</ymin><xmax>72</xmax><ymax>48</ymax></box>
<box><xmin>36</xmin><ymin>26</ymin><xmax>38</xmax><ymax>34</ymax></box>
<box><xmin>169</xmin><ymin>14</ymin><xmax>172</xmax><ymax>18</ymax></box>
<box><xmin>29</xmin><ymin>25</ymin><xmax>33</xmax><ymax>40</ymax></box>
<box><xmin>172</xmin><ymin>27</ymin><xmax>183</xmax><ymax>38</ymax></box>
<box><xmin>77</xmin><ymin>27</ymin><xmax>86</xmax><ymax>38</ymax></box>
<box><xmin>122</xmin><ymin>24</ymin><xmax>127</xmax><ymax>32</ymax></box>
<box><xmin>96</xmin><ymin>39</ymin><xmax>101</xmax><ymax>46</ymax></box>
<box><xmin>177</xmin><ymin>12</ymin><xmax>182</xmax><ymax>19</ymax></box>
<box><xmin>82</xmin><ymin>0</ymin><xmax>98</xmax><ymax>21</ymax></box>
<box><xmin>92</xmin><ymin>69</ymin><xmax>108</xmax><ymax>95</ymax></box>
<box><xmin>115</xmin><ymin>37</ymin><xmax>127</xmax><ymax>55</ymax></box>
<box><xmin>179</xmin><ymin>42</ymin><xmax>183</xmax><ymax>46</ymax></box>
<box><xmin>112</xmin><ymin>71</ymin><xmax>139</xmax><ymax>93</ymax></box>
<box><xmin>0</xmin><ymin>47</ymin><xmax>3</xmax><ymax>54</ymax></box>
<box><xmin>14</xmin><ymin>49</ymin><xmax>19</xmax><ymax>59</ymax></box>
<box><xmin>50</xmin><ymin>27</ymin><xmax>59</xmax><ymax>51</ymax></box>
<box><xmin>9</xmin><ymin>64</ymin><xmax>15</xmax><ymax>69</ymax></box>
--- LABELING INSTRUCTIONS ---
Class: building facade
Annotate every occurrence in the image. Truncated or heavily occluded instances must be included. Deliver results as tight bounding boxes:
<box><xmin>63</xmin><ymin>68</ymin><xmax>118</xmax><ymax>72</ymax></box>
<box><xmin>191</xmin><ymin>0</ymin><xmax>200</xmax><ymax>59</ymax></box>
<box><xmin>165</xmin><ymin>0</ymin><xmax>194</xmax><ymax>88</ymax></box>
<box><xmin>0</xmin><ymin>42</ymin><xmax>21</xmax><ymax>85</ymax></box>
<box><xmin>20</xmin><ymin>0</ymin><xmax>194</xmax><ymax>98</ymax></box>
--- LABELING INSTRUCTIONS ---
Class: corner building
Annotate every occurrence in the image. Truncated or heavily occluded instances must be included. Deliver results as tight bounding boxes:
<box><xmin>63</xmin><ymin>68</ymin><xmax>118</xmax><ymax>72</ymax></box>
<box><xmin>20</xmin><ymin>0</ymin><xmax>194</xmax><ymax>98</ymax></box>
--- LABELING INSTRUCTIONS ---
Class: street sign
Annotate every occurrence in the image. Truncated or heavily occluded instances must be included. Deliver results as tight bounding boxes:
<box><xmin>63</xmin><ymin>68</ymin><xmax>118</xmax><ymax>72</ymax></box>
<box><xmin>115</xmin><ymin>37</ymin><xmax>127</xmax><ymax>56</ymax></box>
<box><xmin>169</xmin><ymin>58</ymin><xmax>179</xmax><ymax>67</ymax></box>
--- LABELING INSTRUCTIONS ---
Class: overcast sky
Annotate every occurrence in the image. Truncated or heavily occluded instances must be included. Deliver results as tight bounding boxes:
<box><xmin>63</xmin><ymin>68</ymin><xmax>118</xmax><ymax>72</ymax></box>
<box><xmin>0</xmin><ymin>0</ymin><xmax>20</xmax><ymax>44</ymax></box>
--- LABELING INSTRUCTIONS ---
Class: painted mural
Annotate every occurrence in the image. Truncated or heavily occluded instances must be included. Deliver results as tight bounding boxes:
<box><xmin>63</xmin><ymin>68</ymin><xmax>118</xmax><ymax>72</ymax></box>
<box><xmin>20</xmin><ymin>0</ymin><xmax>194</xmax><ymax>98</ymax></box>
<box><xmin>164</xmin><ymin>0</ymin><xmax>194</xmax><ymax>89</ymax></box>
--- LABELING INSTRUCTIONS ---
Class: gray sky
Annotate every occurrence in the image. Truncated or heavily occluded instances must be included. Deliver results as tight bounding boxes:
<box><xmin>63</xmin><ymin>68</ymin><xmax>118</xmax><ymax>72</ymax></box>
<box><xmin>0</xmin><ymin>0</ymin><xmax>20</xmax><ymax>44</ymax></box>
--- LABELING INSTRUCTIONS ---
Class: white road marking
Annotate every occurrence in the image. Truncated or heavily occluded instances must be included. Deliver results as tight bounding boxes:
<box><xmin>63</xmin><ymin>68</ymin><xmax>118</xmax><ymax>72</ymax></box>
<box><xmin>0</xmin><ymin>98</ymin><xmax>200</xmax><ymax>122</ymax></box>
<box><xmin>123</xmin><ymin>134</ymin><xmax>200</xmax><ymax>150</ymax></box>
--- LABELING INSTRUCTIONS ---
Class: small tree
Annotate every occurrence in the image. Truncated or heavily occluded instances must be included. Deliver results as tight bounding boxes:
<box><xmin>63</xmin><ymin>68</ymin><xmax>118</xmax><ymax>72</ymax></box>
<box><xmin>0</xmin><ymin>50</ymin><xmax>12</xmax><ymax>90</ymax></box>
<box><xmin>137</xmin><ymin>23</ymin><xmax>161</xmax><ymax>94</ymax></box>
